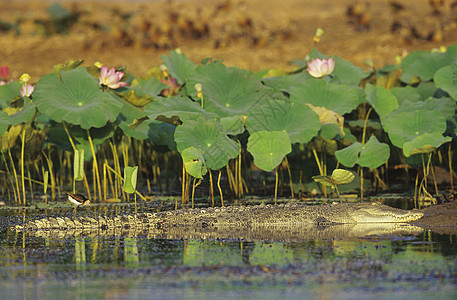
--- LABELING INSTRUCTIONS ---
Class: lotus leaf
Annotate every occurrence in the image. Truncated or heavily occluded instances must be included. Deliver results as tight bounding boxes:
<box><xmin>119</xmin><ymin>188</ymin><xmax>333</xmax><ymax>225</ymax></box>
<box><xmin>160</xmin><ymin>49</ymin><xmax>197</xmax><ymax>84</ymax></box>
<box><xmin>365</xmin><ymin>84</ymin><xmax>398</xmax><ymax>119</ymax></box>
<box><xmin>0</xmin><ymin>111</ymin><xmax>9</xmax><ymax>135</ymax></box>
<box><xmin>306</xmin><ymin>103</ymin><xmax>343</xmax><ymax>135</ymax></box>
<box><xmin>335</xmin><ymin>135</ymin><xmax>390</xmax><ymax>168</ymax></box>
<box><xmin>320</xmin><ymin>124</ymin><xmax>343</xmax><ymax>140</ymax></box>
<box><xmin>0</xmin><ymin>81</ymin><xmax>21</xmax><ymax>108</ymax></box>
<box><xmin>144</xmin><ymin>96</ymin><xmax>217</xmax><ymax>124</ymax></box>
<box><xmin>261</xmin><ymin>72</ymin><xmax>309</xmax><ymax>93</ymax></box>
<box><xmin>245</xmin><ymin>99</ymin><xmax>320</xmax><ymax>144</ymax></box>
<box><xmin>313</xmin><ymin>169</ymin><xmax>355</xmax><ymax>187</ymax></box>
<box><xmin>220</xmin><ymin>115</ymin><xmax>245</xmax><ymax>135</ymax></box>
<box><xmin>147</xmin><ymin>121</ymin><xmax>176</xmax><ymax>150</ymax></box>
<box><xmin>383</xmin><ymin>109</ymin><xmax>446</xmax><ymax>149</ymax></box>
<box><xmin>122</xmin><ymin>77</ymin><xmax>168</xmax><ymax>107</ymax></box>
<box><xmin>8</xmin><ymin>100</ymin><xmax>37</xmax><ymax>125</ymax></box>
<box><xmin>403</xmin><ymin>132</ymin><xmax>452</xmax><ymax>157</ymax></box>
<box><xmin>400</xmin><ymin>45</ymin><xmax>457</xmax><ymax>83</ymax></box>
<box><xmin>390</xmin><ymin>86</ymin><xmax>421</xmax><ymax>105</ymax></box>
<box><xmin>186</xmin><ymin>63</ymin><xmax>264</xmax><ymax>117</ymax></box>
<box><xmin>73</xmin><ymin>149</ymin><xmax>84</xmax><ymax>181</ymax></box>
<box><xmin>181</xmin><ymin>146</ymin><xmax>207</xmax><ymax>179</ymax></box>
<box><xmin>247</xmin><ymin>130</ymin><xmax>291</xmax><ymax>172</ymax></box>
<box><xmin>174</xmin><ymin>117</ymin><xmax>239</xmax><ymax>170</ymax></box>
<box><xmin>434</xmin><ymin>64</ymin><xmax>457</xmax><ymax>101</ymax></box>
<box><xmin>123</xmin><ymin>166</ymin><xmax>138</xmax><ymax>193</ymax></box>
<box><xmin>290</xmin><ymin>78</ymin><xmax>360</xmax><ymax>115</ymax></box>
<box><xmin>33</xmin><ymin>67</ymin><xmax>122</xmax><ymax>129</ymax></box>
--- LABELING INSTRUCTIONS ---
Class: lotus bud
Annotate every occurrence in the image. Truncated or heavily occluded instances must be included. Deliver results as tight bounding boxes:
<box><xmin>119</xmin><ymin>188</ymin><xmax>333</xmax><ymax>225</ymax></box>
<box><xmin>0</xmin><ymin>65</ymin><xmax>9</xmax><ymax>80</ymax></box>
<box><xmin>160</xmin><ymin>64</ymin><xmax>169</xmax><ymax>78</ymax></box>
<box><xmin>313</xmin><ymin>28</ymin><xmax>324</xmax><ymax>44</ymax></box>
<box><xmin>194</xmin><ymin>83</ymin><xmax>202</xmax><ymax>99</ymax></box>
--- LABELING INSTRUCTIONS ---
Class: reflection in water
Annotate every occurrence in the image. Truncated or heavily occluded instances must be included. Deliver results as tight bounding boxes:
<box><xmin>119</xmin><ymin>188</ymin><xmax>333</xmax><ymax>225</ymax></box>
<box><xmin>0</xmin><ymin>214</ymin><xmax>456</xmax><ymax>299</ymax></box>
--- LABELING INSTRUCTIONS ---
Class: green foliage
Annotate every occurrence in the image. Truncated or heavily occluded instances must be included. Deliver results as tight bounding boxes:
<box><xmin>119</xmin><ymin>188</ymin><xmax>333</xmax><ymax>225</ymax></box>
<box><xmin>181</xmin><ymin>146</ymin><xmax>207</xmax><ymax>179</ymax></box>
<box><xmin>335</xmin><ymin>136</ymin><xmax>390</xmax><ymax>168</ymax></box>
<box><xmin>247</xmin><ymin>131</ymin><xmax>291</xmax><ymax>172</ymax></box>
<box><xmin>33</xmin><ymin>67</ymin><xmax>122</xmax><ymax>129</ymax></box>
<box><xmin>160</xmin><ymin>49</ymin><xmax>197</xmax><ymax>84</ymax></box>
<box><xmin>290</xmin><ymin>78</ymin><xmax>361</xmax><ymax>115</ymax></box>
<box><xmin>245</xmin><ymin>99</ymin><xmax>321</xmax><ymax>144</ymax></box>
<box><xmin>313</xmin><ymin>169</ymin><xmax>355</xmax><ymax>187</ymax></box>
<box><xmin>186</xmin><ymin>63</ymin><xmax>264</xmax><ymax>117</ymax></box>
<box><xmin>73</xmin><ymin>149</ymin><xmax>85</xmax><ymax>181</ymax></box>
<box><xmin>123</xmin><ymin>166</ymin><xmax>138</xmax><ymax>194</ymax></box>
<box><xmin>174</xmin><ymin>117</ymin><xmax>240</xmax><ymax>170</ymax></box>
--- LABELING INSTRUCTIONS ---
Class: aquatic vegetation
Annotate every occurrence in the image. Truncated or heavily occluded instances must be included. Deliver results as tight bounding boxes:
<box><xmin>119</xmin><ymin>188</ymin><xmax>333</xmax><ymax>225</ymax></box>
<box><xmin>0</xmin><ymin>43</ymin><xmax>456</xmax><ymax>206</ymax></box>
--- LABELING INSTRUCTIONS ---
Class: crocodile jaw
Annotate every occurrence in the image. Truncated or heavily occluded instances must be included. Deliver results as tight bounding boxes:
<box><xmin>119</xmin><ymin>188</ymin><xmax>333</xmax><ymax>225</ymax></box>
<box><xmin>350</xmin><ymin>202</ymin><xmax>424</xmax><ymax>223</ymax></box>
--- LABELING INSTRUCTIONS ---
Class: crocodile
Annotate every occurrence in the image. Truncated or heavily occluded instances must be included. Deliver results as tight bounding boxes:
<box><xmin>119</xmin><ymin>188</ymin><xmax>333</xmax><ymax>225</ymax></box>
<box><xmin>10</xmin><ymin>202</ymin><xmax>424</xmax><ymax>241</ymax></box>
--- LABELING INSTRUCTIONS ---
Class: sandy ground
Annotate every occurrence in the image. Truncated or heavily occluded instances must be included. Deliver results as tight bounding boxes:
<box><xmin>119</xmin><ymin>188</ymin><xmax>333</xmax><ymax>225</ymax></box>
<box><xmin>1</xmin><ymin>0</ymin><xmax>457</xmax><ymax>79</ymax></box>
<box><xmin>0</xmin><ymin>0</ymin><xmax>456</xmax><ymax>233</ymax></box>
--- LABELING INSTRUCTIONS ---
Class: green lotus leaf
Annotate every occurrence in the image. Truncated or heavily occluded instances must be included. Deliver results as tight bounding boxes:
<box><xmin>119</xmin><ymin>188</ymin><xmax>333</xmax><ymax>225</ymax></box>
<box><xmin>220</xmin><ymin>115</ymin><xmax>245</xmax><ymax>135</ymax></box>
<box><xmin>9</xmin><ymin>100</ymin><xmax>36</xmax><ymax>125</ymax></box>
<box><xmin>358</xmin><ymin>136</ymin><xmax>390</xmax><ymax>168</ymax></box>
<box><xmin>245</xmin><ymin>99</ymin><xmax>321</xmax><ymax>144</ymax></box>
<box><xmin>290</xmin><ymin>78</ymin><xmax>361</xmax><ymax>115</ymax></box>
<box><xmin>120</xmin><ymin>76</ymin><xmax>168</xmax><ymax>107</ymax></box>
<box><xmin>115</xmin><ymin>98</ymin><xmax>148</xmax><ymax>140</ymax></box>
<box><xmin>247</xmin><ymin>130</ymin><xmax>291</xmax><ymax>172</ymax></box>
<box><xmin>335</xmin><ymin>142</ymin><xmax>363</xmax><ymax>168</ymax></box>
<box><xmin>147</xmin><ymin>121</ymin><xmax>176</xmax><ymax>150</ymax></box>
<box><xmin>400</xmin><ymin>45</ymin><xmax>457</xmax><ymax>83</ymax></box>
<box><xmin>144</xmin><ymin>96</ymin><xmax>217</xmax><ymax>124</ymax></box>
<box><xmin>434</xmin><ymin>64</ymin><xmax>457</xmax><ymax>101</ymax></box>
<box><xmin>415</xmin><ymin>81</ymin><xmax>439</xmax><ymax>100</ymax></box>
<box><xmin>390</xmin><ymin>86</ymin><xmax>422</xmax><ymax>105</ymax></box>
<box><xmin>403</xmin><ymin>132</ymin><xmax>452</xmax><ymax>157</ymax></box>
<box><xmin>160</xmin><ymin>49</ymin><xmax>197</xmax><ymax>84</ymax></box>
<box><xmin>181</xmin><ymin>146</ymin><xmax>207</xmax><ymax>179</ymax></box>
<box><xmin>0</xmin><ymin>111</ymin><xmax>9</xmax><ymax>135</ymax></box>
<box><xmin>330</xmin><ymin>169</ymin><xmax>355</xmax><ymax>185</ymax></box>
<box><xmin>73</xmin><ymin>148</ymin><xmax>85</xmax><ymax>181</ymax></box>
<box><xmin>123</xmin><ymin>166</ymin><xmax>138</xmax><ymax>194</ymax></box>
<box><xmin>383</xmin><ymin>109</ymin><xmax>446</xmax><ymax>148</ymax></box>
<box><xmin>320</xmin><ymin>124</ymin><xmax>342</xmax><ymax>140</ymax></box>
<box><xmin>308</xmin><ymin>48</ymin><xmax>368</xmax><ymax>86</ymax></box>
<box><xmin>312</xmin><ymin>175</ymin><xmax>336</xmax><ymax>188</ymax></box>
<box><xmin>33</xmin><ymin>67</ymin><xmax>122</xmax><ymax>129</ymax></box>
<box><xmin>312</xmin><ymin>169</ymin><xmax>355</xmax><ymax>187</ymax></box>
<box><xmin>0</xmin><ymin>81</ymin><xmax>21</xmax><ymax>108</ymax></box>
<box><xmin>186</xmin><ymin>63</ymin><xmax>264</xmax><ymax>117</ymax></box>
<box><xmin>261</xmin><ymin>72</ymin><xmax>309</xmax><ymax>93</ymax></box>
<box><xmin>365</xmin><ymin>84</ymin><xmax>398</xmax><ymax>119</ymax></box>
<box><xmin>174</xmin><ymin>117</ymin><xmax>239</xmax><ymax>170</ymax></box>
<box><xmin>424</xmin><ymin>97</ymin><xmax>457</xmax><ymax>119</ymax></box>
<box><xmin>69</xmin><ymin>124</ymin><xmax>115</xmax><ymax>160</ymax></box>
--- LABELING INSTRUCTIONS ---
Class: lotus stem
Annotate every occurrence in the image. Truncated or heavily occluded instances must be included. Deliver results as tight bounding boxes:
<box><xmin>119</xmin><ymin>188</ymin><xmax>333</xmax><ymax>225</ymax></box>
<box><xmin>360</xmin><ymin>166</ymin><xmax>364</xmax><ymax>202</ymax></box>
<box><xmin>41</xmin><ymin>150</ymin><xmax>56</xmax><ymax>201</ymax></box>
<box><xmin>87</xmin><ymin>130</ymin><xmax>102</xmax><ymax>202</ymax></box>
<box><xmin>274</xmin><ymin>167</ymin><xmax>279</xmax><ymax>205</ymax></box>
<box><xmin>208</xmin><ymin>169</ymin><xmax>214</xmax><ymax>206</ymax></box>
<box><xmin>20</xmin><ymin>128</ymin><xmax>26</xmax><ymax>205</ymax></box>
<box><xmin>449</xmin><ymin>143</ymin><xmax>454</xmax><ymax>194</ymax></box>
<box><xmin>7</xmin><ymin>131</ymin><xmax>21</xmax><ymax>204</ymax></box>
<box><xmin>191</xmin><ymin>178</ymin><xmax>201</xmax><ymax>209</ymax></box>
<box><xmin>2</xmin><ymin>151</ymin><xmax>17</xmax><ymax>203</ymax></box>
<box><xmin>180</xmin><ymin>163</ymin><xmax>185</xmax><ymax>209</ymax></box>
<box><xmin>217</xmin><ymin>170</ymin><xmax>224</xmax><ymax>207</ymax></box>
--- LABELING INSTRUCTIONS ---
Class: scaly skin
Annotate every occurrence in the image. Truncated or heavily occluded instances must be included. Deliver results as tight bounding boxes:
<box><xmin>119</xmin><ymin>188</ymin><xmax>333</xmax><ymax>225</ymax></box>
<box><xmin>12</xmin><ymin>202</ymin><xmax>424</xmax><ymax>233</ymax></box>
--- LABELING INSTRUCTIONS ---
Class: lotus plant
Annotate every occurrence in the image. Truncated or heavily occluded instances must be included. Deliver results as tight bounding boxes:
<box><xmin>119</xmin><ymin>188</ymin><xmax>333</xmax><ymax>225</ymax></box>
<box><xmin>20</xmin><ymin>84</ymin><xmax>35</xmax><ymax>97</ymax></box>
<box><xmin>98</xmin><ymin>65</ymin><xmax>128</xmax><ymax>89</ymax></box>
<box><xmin>19</xmin><ymin>73</ymin><xmax>34</xmax><ymax>97</ymax></box>
<box><xmin>306</xmin><ymin>57</ymin><xmax>335</xmax><ymax>78</ymax></box>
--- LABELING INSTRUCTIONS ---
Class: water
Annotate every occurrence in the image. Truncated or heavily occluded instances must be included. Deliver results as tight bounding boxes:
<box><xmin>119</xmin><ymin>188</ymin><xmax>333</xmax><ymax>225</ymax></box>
<box><xmin>0</xmin><ymin>208</ymin><xmax>456</xmax><ymax>299</ymax></box>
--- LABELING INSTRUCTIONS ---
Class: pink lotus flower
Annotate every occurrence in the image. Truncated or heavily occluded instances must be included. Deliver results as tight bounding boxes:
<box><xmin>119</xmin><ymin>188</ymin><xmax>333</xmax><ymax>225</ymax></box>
<box><xmin>160</xmin><ymin>76</ymin><xmax>179</xmax><ymax>97</ymax></box>
<box><xmin>98</xmin><ymin>66</ymin><xmax>128</xmax><ymax>89</ymax></box>
<box><xmin>306</xmin><ymin>57</ymin><xmax>335</xmax><ymax>78</ymax></box>
<box><xmin>0</xmin><ymin>65</ymin><xmax>9</xmax><ymax>80</ymax></box>
<box><xmin>20</xmin><ymin>84</ymin><xmax>34</xmax><ymax>97</ymax></box>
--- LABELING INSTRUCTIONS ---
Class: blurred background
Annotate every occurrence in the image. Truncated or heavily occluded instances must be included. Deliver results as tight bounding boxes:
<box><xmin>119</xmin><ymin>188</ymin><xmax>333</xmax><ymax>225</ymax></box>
<box><xmin>1</xmin><ymin>0</ymin><xmax>456</xmax><ymax>79</ymax></box>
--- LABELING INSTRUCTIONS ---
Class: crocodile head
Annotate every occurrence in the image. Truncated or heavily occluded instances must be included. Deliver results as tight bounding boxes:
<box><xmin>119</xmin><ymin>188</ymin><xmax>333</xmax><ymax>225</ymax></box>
<box><xmin>350</xmin><ymin>202</ymin><xmax>424</xmax><ymax>223</ymax></box>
